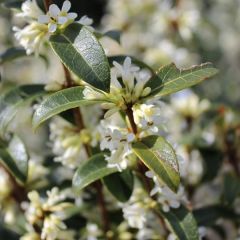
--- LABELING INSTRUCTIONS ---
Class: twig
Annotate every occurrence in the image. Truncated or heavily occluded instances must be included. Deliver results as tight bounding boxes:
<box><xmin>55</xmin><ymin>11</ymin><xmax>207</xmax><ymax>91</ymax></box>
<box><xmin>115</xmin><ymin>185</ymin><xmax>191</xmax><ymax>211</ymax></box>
<box><xmin>62</xmin><ymin>64</ymin><xmax>110</xmax><ymax>237</ymax></box>
<box><xmin>44</xmin><ymin>0</ymin><xmax>52</xmax><ymax>11</ymax></box>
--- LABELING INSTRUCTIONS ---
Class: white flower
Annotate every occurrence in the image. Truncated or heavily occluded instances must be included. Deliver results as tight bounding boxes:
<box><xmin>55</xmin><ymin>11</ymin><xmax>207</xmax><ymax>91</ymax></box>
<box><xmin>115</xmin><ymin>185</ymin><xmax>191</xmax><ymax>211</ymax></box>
<box><xmin>171</xmin><ymin>90</ymin><xmax>210</xmax><ymax>118</ymax></box>
<box><xmin>122</xmin><ymin>188</ymin><xmax>152</xmax><ymax>229</ymax></box>
<box><xmin>13</xmin><ymin>22</ymin><xmax>48</xmax><ymax>55</ymax></box>
<box><xmin>22</xmin><ymin>188</ymin><xmax>71</xmax><ymax>225</ymax></box>
<box><xmin>133</xmin><ymin>103</ymin><xmax>165</xmax><ymax>133</ymax></box>
<box><xmin>145</xmin><ymin>171</ymin><xmax>188</xmax><ymax>212</ymax></box>
<box><xmin>41</xmin><ymin>214</ymin><xmax>67</xmax><ymax>240</ymax></box>
<box><xmin>100</xmin><ymin>126</ymin><xmax>135</xmax><ymax>171</ymax></box>
<box><xmin>49</xmin><ymin>118</ymin><xmax>89</xmax><ymax>169</ymax></box>
<box><xmin>78</xmin><ymin>15</ymin><xmax>94</xmax><ymax>31</ymax></box>
<box><xmin>38</xmin><ymin>0</ymin><xmax>77</xmax><ymax>33</ymax></box>
<box><xmin>17</xmin><ymin>0</ymin><xmax>44</xmax><ymax>20</ymax></box>
<box><xmin>123</xmin><ymin>202</ymin><xmax>147</xmax><ymax>229</ymax></box>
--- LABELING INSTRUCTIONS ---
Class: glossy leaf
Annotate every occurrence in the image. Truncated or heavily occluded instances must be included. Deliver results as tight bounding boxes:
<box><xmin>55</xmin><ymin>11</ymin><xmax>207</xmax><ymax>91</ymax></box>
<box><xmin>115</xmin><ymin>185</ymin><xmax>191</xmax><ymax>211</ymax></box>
<box><xmin>0</xmin><ymin>135</ymin><xmax>28</xmax><ymax>183</ymax></box>
<box><xmin>0</xmin><ymin>84</ymin><xmax>45</xmax><ymax>135</ymax></box>
<box><xmin>132</xmin><ymin>135</ymin><xmax>180</xmax><ymax>192</ymax></box>
<box><xmin>145</xmin><ymin>62</ymin><xmax>218</xmax><ymax>97</ymax></box>
<box><xmin>103</xmin><ymin>169</ymin><xmax>134</xmax><ymax>202</ymax></box>
<box><xmin>73</xmin><ymin>153</ymin><xmax>118</xmax><ymax>191</ymax></box>
<box><xmin>32</xmin><ymin>86</ymin><xmax>105</xmax><ymax>129</ymax></box>
<box><xmin>50</xmin><ymin>23</ymin><xmax>110</xmax><ymax>92</ymax></box>
<box><xmin>160</xmin><ymin>205</ymin><xmax>199</xmax><ymax>240</ymax></box>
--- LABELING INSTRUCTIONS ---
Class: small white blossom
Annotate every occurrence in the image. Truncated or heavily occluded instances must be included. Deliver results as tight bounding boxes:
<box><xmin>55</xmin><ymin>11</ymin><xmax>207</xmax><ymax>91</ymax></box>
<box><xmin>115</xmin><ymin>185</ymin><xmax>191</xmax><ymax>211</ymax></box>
<box><xmin>171</xmin><ymin>90</ymin><xmax>210</xmax><ymax>118</ymax></box>
<box><xmin>146</xmin><ymin>171</ymin><xmax>188</xmax><ymax>212</ymax></box>
<box><xmin>17</xmin><ymin>0</ymin><xmax>43</xmax><ymax>20</ymax></box>
<box><xmin>13</xmin><ymin>23</ymin><xmax>48</xmax><ymax>55</ymax></box>
<box><xmin>100</xmin><ymin>126</ymin><xmax>135</xmax><ymax>171</ymax></box>
<box><xmin>38</xmin><ymin>1</ymin><xmax>77</xmax><ymax>33</ymax></box>
<box><xmin>133</xmin><ymin>103</ymin><xmax>165</xmax><ymax>133</ymax></box>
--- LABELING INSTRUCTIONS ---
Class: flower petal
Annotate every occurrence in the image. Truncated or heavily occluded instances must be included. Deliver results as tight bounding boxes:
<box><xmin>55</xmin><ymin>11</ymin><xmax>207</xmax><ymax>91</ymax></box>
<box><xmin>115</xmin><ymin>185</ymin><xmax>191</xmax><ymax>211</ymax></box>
<box><xmin>67</xmin><ymin>12</ymin><xmax>77</xmax><ymax>20</ymax></box>
<box><xmin>48</xmin><ymin>23</ymin><xmax>57</xmax><ymax>33</ymax></box>
<box><xmin>49</xmin><ymin>4</ymin><xmax>60</xmax><ymax>18</ymax></box>
<box><xmin>38</xmin><ymin>15</ymin><xmax>50</xmax><ymax>24</ymax></box>
<box><xmin>62</xmin><ymin>0</ymin><xmax>71</xmax><ymax>12</ymax></box>
<box><xmin>58</xmin><ymin>16</ymin><xmax>68</xmax><ymax>24</ymax></box>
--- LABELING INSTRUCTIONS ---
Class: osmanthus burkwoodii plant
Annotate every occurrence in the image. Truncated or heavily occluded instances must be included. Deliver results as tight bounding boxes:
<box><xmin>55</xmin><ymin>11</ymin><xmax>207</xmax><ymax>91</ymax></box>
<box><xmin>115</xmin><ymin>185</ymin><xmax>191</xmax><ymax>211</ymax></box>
<box><xmin>0</xmin><ymin>0</ymin><xmax>218</xmax><ymax>239</ymax></box>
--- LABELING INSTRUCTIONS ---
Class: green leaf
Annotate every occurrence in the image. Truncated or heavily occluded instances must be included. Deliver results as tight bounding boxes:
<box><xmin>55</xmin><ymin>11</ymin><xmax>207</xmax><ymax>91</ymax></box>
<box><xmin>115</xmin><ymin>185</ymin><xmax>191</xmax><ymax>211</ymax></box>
<box><xmin>103</xmin><ymin>30</ymin><xmax>122</xmax><ymax>44</ymax></box>
<box><xmin>108</xmin><ymin>55</ymin><xmax>154</xmax><ymax>74</ymax></box>
<box><xmin>160</xmin><ymin>205</ymin><xmax>199</xmax><ymax>240</ymax></box>
<box><xmin>199</xmin><ymin>147</ymin><xmax>224</xmax><ymax>182</ymax></box>
<box><xmin>50</xmin><ymin>23</ymin><xmax>110</xmax><ymax>92</ymax></box>
<box><xmin>223</xmin><ymin>174</ymin><xmax>240</xmax><ymax>205</ymax></box>
<box><xmin>0</xmin><ymin>47</ymin><xmax>26</xmax><ymax>64</ymax></box>
<box><xmin>2</xmin><ymin>0</ymin><xmax>23</xmax><ymax>9</ymax></box>
<box><xmin>103</xmin><ymin>169</ymin><xmax>134</xmax><ymax>202</ymax></box>
<box><xmin>0</xmin><ymin>84</ymin><xmax>45</xmax><ymax>135</ymax></box>
<box><xmin>132</xmin><ymin>135</ymin><xmax>180</xmax><ymax>192</ymax></box>
<box><xmin>0</xmin><ymin>135</ymin><xmax>28</xmax><ymax>183</ymax></box>
<box><xmin>193</xmin><ymin>205</ymin><xmax>240</xmax><ymax>227</ymax></box>
<box><xmin>145</xmin><ymin>62</ymin><xmax>218</xmax><ymax>97</ymax></box>
<box><xmin>72</xmin><ymin>153</ymin><xmax>118</xmax><ymax>191</ymax></box>
<box><xmin>32</xmin><ymin>86</ymin><xmax>104</xmax><ymax>129</ymax></box>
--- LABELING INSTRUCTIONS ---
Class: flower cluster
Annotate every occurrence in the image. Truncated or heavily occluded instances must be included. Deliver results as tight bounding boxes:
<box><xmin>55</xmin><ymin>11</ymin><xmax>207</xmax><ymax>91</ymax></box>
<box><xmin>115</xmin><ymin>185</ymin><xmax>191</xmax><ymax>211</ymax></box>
<box><xmin>21</xmin><ymin>187</ymin><xmax>74</xmax><ymax>240</ymax></box>
<box><xmin>13</xmin><ymin>0</ymin><xmax>93</xmax><ymax>55</ymax></box>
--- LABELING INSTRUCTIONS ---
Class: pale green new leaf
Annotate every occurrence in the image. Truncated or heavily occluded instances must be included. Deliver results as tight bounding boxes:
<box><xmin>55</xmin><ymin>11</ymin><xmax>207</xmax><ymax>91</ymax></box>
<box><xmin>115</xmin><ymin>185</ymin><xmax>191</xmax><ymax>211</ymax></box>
<box><xmin>132</xmin><ymin>135</ymin><xmax>180</xmax><ymax>192</ymax></box>
<box><xmin>32</xmin><ymin>86</ymin><xmax>105</xmax><ymax>129</ymax></box>
<box><xmin>160</xmin><ymin>205</ymin><xmax>199</xmax><ymax>240</ymax></box>
<box><xmin>73</xmin><ymin>153</ymin><xmax>118</xmax><ymax>191</ymax></box>
<box><xmin>0</xmin><ymin>135</ymin><xmax>28</xmax><ymax>184</ymax></box>
<box><xmin>50</xmin><ymin>23</ymin><xmax>110</xmax><ymax>92</ymax></box>
<box><xmin>145</xmin><ymin>62</ymin><xmax>218</xmax><ymax>97</ymax></box>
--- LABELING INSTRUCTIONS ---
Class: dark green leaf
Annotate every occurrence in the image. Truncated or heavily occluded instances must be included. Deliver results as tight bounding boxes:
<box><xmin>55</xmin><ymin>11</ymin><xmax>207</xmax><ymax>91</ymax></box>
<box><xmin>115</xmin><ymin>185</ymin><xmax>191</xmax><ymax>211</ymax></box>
<box><xmin>199</xmin><ymin>147</ymin><xmax>224</xmax><ymax>182</ymax></box>
<box><xmin>0</xmin><ymin>84</ymin><xmax>45</xmax><ymax>135</ymax></box>
<box><xmin>72</xmin><ymin>153</ymin><xmax>118</xmax><ymax>191</ymax></box>
<box><xmin>132</xmin><ymin>135</ymin><xmax>180</xmax><ymax>192</ymax></box>
<box><xmin>223</xmin><ymin>174</ymin><xmax>240</xmax><ymax>205</ymax></box>
<box><xmin>0</xmin><ymin>135</ymin><xmax>28</xmax><ymax>183</ymax></box>
<box><xmin>32</xmin><ymin>86</ymin><xmax>104</xmax><ymax>129</ymax></box>
<box><xmin>103</xmin><ymin>169</ymin><xmax>134</xmax><ymax>202</ymax></box>
<box><xmin>103</xmin><ymin>30</ymin><xmax>122</xmax><ymax>44</ymax></box>
<box><xmin>50</xmin><ymin>23</ymin><xmax>110</xmax><ymax>92</ymax></box>
<box><xmin>193</xmin><ymin>205</ymin><xmax>240</xmax><ymax>227</ymax></box>
<box><xmin>160</xmin><ymin>205</ymin><xmax>199</xmax><ymax>240</ymax></box>
<box><xmin>145</xmin><ymin>63</ymin><xmax>218</xmax><ymax>97</ymax></box>
<box><xmin>0</xmin><ymin>47</ymin><xmax>26</xmax><ymax>64</ymax></box>
<box><xmin>2</xmin><ymin>0</ymin><xmax>23</xmax><ymax>9</ymax></box>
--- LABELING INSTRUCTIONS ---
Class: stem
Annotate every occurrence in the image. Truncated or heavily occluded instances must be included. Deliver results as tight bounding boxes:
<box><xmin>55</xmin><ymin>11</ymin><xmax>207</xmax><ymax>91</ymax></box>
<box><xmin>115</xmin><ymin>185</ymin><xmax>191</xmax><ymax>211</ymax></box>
<box><xmin>94</xmin><ymin>181</ymin><xmax>110</xmax><ymax>234</ymax></box>
<box><xmin>44</xmin><ymin>0</ymin><xmax>52</xmax><ymax>11</ymax></box>
<box><xmin>62</xmin><ymin>65</ymin><xmax>110</xmax><ymax>237</ymax></box>
<box><xmin>126</xmin><ymin>105</ymin><xmax>138</xmax><ymax>135</ymax></box>
<box><xmin>0</xmin><ymin>163</ymin><xmax>27</xmax><ymax>203</ymax></box>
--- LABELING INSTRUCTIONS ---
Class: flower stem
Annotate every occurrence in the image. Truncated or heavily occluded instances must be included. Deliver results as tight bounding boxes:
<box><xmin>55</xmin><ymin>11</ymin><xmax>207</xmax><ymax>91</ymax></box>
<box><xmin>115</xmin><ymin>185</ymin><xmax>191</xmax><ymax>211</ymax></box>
<box><xmin>126</xmin><ymin>105</ymin><xmax>138</xmax><ymax>135</ymax></box>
